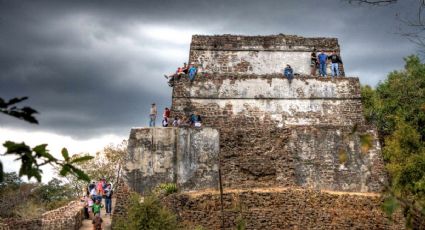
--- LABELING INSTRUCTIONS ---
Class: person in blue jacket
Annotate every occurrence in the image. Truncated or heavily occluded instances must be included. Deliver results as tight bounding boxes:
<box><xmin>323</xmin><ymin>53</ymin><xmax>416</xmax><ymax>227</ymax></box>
<box><xmin>318</xmin><ymin>50</ymin><xmax>328</xmax><ymax>77</ymax></box>
<box><xmin>188</xmin><ymin>64</ymin><xmax>198</xmax><ymax>82</ymax></box>
<box><xmin>284</xmin><ymin>64</ymin><xmax>294</xmax><ymax>83</ymax></box>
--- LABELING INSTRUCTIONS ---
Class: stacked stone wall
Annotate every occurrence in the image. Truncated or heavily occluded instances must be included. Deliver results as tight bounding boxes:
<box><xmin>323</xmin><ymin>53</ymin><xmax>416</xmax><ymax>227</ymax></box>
<box><xmin>0</xmin><ymin>200</ymin><xmax>84</xmax><ymax>230</ymax></box>
<box><xmin>171</xmin><ymin>75</ymin><xmax>386</xmax><ymax>192</ymax></box>
<box><xmin>41</xmin><ymin>200</ymin><xmax>85</xmax><ymax>230</ymax></box>
<box><xmin>164</xmin><ymin>188</ymin><xmax>405</xmax><ymax>230</ymax></box>
<box><xmin>190</xmin><ymin>35</ymin><xmax>345</xmax><ymax>76</ymax></box>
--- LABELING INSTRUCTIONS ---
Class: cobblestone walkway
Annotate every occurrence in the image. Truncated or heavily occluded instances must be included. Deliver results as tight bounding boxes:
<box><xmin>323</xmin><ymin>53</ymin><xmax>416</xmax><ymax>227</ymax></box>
<box><xmin>80</xmin><ymin>199</ymin><xmax>115</xmax><ymax>230</ymax></box>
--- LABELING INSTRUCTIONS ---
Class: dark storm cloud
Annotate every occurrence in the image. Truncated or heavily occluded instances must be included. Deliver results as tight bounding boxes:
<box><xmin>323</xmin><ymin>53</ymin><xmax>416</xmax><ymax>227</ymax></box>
<box><xmin>0</xmin><ymin>0</ymin><xmax>419</xmax><ymax>138</ymax></box>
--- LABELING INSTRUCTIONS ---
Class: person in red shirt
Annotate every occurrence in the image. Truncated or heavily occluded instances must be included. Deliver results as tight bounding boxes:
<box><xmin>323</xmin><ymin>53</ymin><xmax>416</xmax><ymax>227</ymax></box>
<box><xmin>163</xmin><ymin>107</ymin><xmax>170</xmax><ymax>119</ymax></box>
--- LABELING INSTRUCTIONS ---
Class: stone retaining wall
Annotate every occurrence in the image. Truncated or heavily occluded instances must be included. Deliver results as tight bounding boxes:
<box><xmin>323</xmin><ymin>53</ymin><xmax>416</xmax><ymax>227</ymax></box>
<box><xmin>0</xmin><ymin>200</ymin><xmax>84</xmax><ymax>230</ymax></box>
<box><xmin>41</xmin><ymin>200</ymin><xmax>85</xmax><ymax>230</ymax></box>
<box><xmin>164</xmin><ymin>188</ymin><xmax>405</xmax><ymax>230</ymax></box>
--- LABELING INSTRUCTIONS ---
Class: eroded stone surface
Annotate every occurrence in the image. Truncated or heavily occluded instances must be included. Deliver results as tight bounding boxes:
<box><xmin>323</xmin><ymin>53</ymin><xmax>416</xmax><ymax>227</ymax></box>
<box><xmin>125</xmin><ymin>127</ymin><xmax>220</xmax><ymax>194</ymax></box>
<box><xmin>189</xmin><ymin>34</ymin><xmax>344</xmax><ymax>75</ymax></box>
<box><xmin>164</xmin><ymin>188</ymin><xmax>405</xmax><ymax>230</ymax></box>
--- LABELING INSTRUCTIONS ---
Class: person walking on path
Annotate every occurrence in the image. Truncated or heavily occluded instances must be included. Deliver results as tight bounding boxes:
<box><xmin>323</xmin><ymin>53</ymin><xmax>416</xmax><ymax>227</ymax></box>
<box><xmin>149</xmin><ymin>103</ymin><xmax>157</xmax><ymax>127</ymax></box>
<box><xmin>328</xmin><ymin>51</ymin><xmax>343</xmax><ymax>78</ymax></box>
<box><xmin>92</xmin><ymin>199</ymin><xmax>103</xmax><ymax>216</ymax></box>
<box><xmin>92</xmin><ymin>213</ymin><xmax>103</xmax><ymax>230</ymax></box>
<box><xmin>104</xmin><ymin>184</ymin><xmax>113</xmax><ymax>216</ymax></box>
<box><xmin>318</xmin><ymin>50</ymin><xmax>328</xmax><ymax>77</ymax></box>
<box><xmin>96</xmin><ymin>179</ymin><xmax>104</xmax><ymax>201</ymax></box>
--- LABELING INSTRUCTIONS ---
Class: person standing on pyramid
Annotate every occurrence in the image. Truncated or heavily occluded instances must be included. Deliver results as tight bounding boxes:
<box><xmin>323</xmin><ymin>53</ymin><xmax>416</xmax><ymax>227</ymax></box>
<box><xmin>149</xmin><ymin>103</ymin><xmax>157</xmax><ymax>127</ymax></box>
<box><xmin>328</xmin><ymin>51</ymin><xmax>343</xmax><ymax>78</ymax></box>
<box><xmin>318</xmin><ymin>50</ymin><xmax>328</xmax><ymax>77</ymax></box>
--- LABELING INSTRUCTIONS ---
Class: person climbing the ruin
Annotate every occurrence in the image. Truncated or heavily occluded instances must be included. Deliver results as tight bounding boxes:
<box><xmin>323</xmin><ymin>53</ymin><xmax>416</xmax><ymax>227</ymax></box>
<box><xmin>92</xmin><ymin>213</ymin><xmax>103</xmax><ymax>230</ymax></box>
<box><xmin>318</xmin><ymin>50</ymin><xmax>328</xmax><ymax>77</ymax></box>
<box><xmin>149</xmin><ymin>103</ymin><xmax>157</xmax><ymax>127</ymax></box>
<box><xmin>188</xmin><ymin>64</ymin><xmax>198</xmax><ymax>82</ymax></box>
<box><xmin>328</xmin><ymin>51</ymin><xmax>343</xmax><ymax>78</ymax></box>
<box><xmin>104</xmin><ymin>183</ymin><xmax>113</xmax><ymax>216</ymax></box>
<box><xmin>284</xmin><ymin>64</ymin><xmax>294</xmax><ymax>83</ymax></box>
<box><xmin>311</xmin><ymin>49</ymin><xmax>318</xmax><ymax>76</ymax></box>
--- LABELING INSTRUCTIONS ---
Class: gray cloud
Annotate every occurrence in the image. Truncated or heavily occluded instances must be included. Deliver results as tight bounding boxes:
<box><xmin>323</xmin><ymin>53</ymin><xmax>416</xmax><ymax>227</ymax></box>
<box><xmin>0</xmin><ymin>0</ymin><xmax>419</xmax><ymax>138</ymax></box>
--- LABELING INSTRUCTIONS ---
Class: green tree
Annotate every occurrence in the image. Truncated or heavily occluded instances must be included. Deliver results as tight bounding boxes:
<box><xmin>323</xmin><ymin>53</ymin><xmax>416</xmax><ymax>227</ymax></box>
<box><xmin>361</xmin><ymin>55</ymin><xmax>425</xmax><ymax>228</ymax></box>
<box><xmin>113</xmin><ymin>193</ymin><xmax>178</xmax><ymax>230</ymax></box>
<box><xmin>57</xmin><ymin>140</ymin><xmax>127</xmax><ymax>196</ymax></box>
<box><xmin>0</xmin><ymin>96</ymin><xmax>93</xmax><ymax>182</ymax></box>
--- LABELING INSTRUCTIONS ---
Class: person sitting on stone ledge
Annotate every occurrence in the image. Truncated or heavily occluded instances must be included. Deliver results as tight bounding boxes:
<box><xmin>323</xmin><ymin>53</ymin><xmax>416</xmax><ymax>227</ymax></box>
<box><xmin>179</xmin><ymin>115</ymin><xmax>190</xmax><ymax>127</ymax></box>
<box><xmin>182</xmin><ymin>62</ymin><xmax>188</xmax><ymax>74</ymax></box>
<box><xmin>284</xmin><ymin>64</ymin><xmax>294</xmax><ymax>83</ymax></box>
<box><xmin>162</xmin><ymin>117</ymin><xmax>169</xmax><ymax>127</ymax></box>
<box><xmin>190</xmin><ymin>112</ymin><xmax>202</xmax><ymax>127</ymax></box>
<box><xmin>172</xmin><ymin>116</ymin><xmax>181</xmax><ymax>127</ymax></box>
<box><xmin>188</xmin><ymin>63</ymin><xmax>198</xmax><ymax>82</ymax></box>
<box><xmin>164</xmin><ymin>67</ymin><xmax>184</xmax><ymax>87</ymax></box>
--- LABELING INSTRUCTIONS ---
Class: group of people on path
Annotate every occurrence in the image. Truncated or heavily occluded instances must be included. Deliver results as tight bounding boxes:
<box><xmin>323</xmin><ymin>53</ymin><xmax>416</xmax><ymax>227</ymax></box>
<box><xmin>283</xmin><ymin>49</ymin><xmax>343</xmax><ymax>82</ymax></box>
<box><xmin>149</xmin><ymin>103</ymin><xmax>202</xmax><ymax>128</ymax></box>
<box><xmin>81</xmin><ymin>178</ymin><xmax>113</xmax><ymax>230</ymax></box>
<box><xmin>164</xmin><ymin>62</ymin><xmax>198</xmax><ymax>87</ymax></box>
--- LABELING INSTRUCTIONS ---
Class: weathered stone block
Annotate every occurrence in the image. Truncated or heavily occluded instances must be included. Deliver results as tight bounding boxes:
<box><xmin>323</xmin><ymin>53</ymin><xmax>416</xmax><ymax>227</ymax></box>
<box><xmin>124</xmin><ymin>127</ymin><xmax>220</xmax><ymax>194</ymax></box>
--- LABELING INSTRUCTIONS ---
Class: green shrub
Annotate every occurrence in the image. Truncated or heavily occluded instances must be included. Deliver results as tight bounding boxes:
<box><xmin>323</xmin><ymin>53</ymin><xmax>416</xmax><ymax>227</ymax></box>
<box><xmin>155</xmin><ymin>183</ymin><xmax>178</xmax><ymax>195</ymax></box>
<box><xmin>113</xmin><ymin>193</ymin><xmax>178</xmax><ymax>230</ymax></box>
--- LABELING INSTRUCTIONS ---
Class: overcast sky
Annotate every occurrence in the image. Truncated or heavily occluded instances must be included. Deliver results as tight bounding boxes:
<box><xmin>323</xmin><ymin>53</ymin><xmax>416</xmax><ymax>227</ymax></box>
<box><xmin>0</xmin><ymin>0</ymin><xmax>420</xmax><ymax>181</ymax></box>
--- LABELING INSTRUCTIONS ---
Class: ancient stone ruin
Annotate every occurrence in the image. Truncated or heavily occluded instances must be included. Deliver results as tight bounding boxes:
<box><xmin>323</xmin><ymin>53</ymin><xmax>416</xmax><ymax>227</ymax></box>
<box><xmin>117</xmin><ymin>34</ymin><xmax>405</xmax><ymax>229</ymax></box>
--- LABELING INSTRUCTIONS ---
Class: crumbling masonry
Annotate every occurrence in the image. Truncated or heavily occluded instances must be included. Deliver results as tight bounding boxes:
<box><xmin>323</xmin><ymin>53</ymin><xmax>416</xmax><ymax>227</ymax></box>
<box><xmin>116</xmin><ymin>35</ymin><xmax>405</xmax><ymax>229</ymax></box>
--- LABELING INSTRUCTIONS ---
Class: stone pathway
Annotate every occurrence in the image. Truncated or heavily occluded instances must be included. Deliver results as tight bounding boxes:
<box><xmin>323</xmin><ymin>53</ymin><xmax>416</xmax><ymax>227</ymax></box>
<box><xmin>80</xmin><ymin>199</ymin><xmax>115</xmax><ymax>230</ymax></box>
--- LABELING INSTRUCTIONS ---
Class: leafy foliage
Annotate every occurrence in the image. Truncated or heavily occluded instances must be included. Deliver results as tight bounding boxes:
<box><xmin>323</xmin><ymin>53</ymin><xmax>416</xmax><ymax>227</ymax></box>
<box><xmin>0</xmin><ymin>173</ymin><xmax>76</xmax><ymax>218</ymax></box>
<box><xmin>0</xmin><ymin>97</ymin><xmax>38</xmax><ymax>124</ymax></box>
<box><xmin>2</xmin><ymin>141</ymin><xmax>92</xmax><ymax>183</ymax></box>
<box><xmin>113</xmin><ymin>193</ymin><xmax>178</xmax><ymax>230</ymax></box>
<box><xmin>155</xmin><ymin>183</ymin><xmax>178</xmax><ymax>195</ymax></box>
<box><xmin>361</xmin><ymin>55</ymin><xmax>425</xmax><ymax>227</ymax></box>
<box><xmin>56</xmin><ymin>141</ymin><xmax>127</xmax><ymax>196</ymax></box>
<box><xmin>0</xmin><ymin>96</ymin><xmax>93</xmax><ymax>183</ymax></box>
